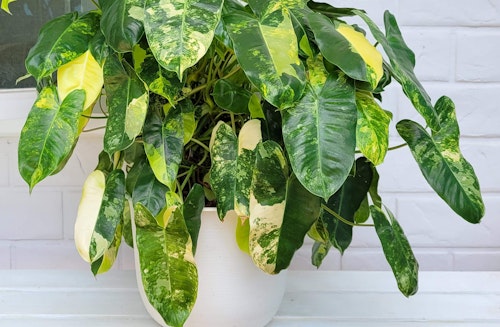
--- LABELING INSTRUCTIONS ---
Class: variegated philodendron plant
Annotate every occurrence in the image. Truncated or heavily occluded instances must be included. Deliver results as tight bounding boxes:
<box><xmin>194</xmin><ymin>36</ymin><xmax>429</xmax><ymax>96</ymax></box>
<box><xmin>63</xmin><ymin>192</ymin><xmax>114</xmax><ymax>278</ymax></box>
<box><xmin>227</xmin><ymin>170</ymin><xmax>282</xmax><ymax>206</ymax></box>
<box><xmin>5</xmin><ymin>0</ymin><xmax>485</xmax><ymax>325</ymax></box>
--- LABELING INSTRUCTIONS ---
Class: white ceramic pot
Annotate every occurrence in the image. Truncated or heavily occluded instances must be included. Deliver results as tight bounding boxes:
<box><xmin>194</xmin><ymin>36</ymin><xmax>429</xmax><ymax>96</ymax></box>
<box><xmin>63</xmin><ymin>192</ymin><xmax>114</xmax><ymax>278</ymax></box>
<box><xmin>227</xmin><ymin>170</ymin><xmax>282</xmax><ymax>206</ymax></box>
<box><xmin>133</xmin><ymin>207</ymin><xmax>287</xmax><ymax>327</ymax></box>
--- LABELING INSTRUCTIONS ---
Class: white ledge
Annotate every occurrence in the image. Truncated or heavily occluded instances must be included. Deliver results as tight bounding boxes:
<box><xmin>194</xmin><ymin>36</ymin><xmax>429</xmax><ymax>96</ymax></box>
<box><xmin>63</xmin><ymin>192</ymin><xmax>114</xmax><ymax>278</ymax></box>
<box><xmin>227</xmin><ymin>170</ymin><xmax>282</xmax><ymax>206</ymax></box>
<box><xmin>0</xmin><ymin>270</ymin><xmax>499</xmax><ymax>326</ymax></box>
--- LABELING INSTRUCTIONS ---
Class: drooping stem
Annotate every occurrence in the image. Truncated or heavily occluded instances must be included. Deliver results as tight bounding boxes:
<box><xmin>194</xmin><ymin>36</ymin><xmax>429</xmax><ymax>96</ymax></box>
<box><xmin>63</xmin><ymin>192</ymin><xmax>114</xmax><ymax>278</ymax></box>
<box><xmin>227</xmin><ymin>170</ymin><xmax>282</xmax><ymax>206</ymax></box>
<box><xmin>320</xmin><ymin>204</ymin><xmax>374</xmax><ymax>227</ymax></box>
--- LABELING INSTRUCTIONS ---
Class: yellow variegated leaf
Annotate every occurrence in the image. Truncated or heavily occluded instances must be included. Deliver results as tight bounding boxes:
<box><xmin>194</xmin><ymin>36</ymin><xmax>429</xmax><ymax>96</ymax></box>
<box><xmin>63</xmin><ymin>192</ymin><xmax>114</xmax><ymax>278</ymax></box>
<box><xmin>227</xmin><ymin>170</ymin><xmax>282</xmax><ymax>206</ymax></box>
<box><xmin>74</xmin><ymin>170</ymin><xmax>106</xmax><ymax>263</ymax></box>
<box><xmin>1</xmin><ymin>0</ymin><xmax>16</xmax><ymax>13</ymax></box>
<box><xmin>58</xmin><ymin>50</ymin><xmax>104</xmax><ymax>110</ymax></box>
<box><xmin>336</xmin><ymin>23</ymin><xmax>383</xmax><ymax>88</ymax></box>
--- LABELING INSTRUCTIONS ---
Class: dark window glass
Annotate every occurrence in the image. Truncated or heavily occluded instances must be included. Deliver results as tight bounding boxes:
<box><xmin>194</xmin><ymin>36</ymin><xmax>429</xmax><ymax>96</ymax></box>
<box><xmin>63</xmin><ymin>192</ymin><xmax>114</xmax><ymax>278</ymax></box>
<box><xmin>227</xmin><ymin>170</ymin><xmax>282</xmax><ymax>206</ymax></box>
<box><xmin>0</xmin><ymin>0</ymin><xmax>86</xmax><ymax>88</ymax></box>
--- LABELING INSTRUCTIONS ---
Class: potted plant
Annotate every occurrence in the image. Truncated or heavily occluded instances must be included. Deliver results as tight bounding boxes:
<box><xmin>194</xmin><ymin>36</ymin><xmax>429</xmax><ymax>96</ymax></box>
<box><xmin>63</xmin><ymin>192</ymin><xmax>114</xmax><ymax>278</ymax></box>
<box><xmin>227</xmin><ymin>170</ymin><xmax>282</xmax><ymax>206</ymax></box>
<box><xmin>4</xmin><ymin>0</ymin><xmax>485</xmax><ymax>326</ymax></box>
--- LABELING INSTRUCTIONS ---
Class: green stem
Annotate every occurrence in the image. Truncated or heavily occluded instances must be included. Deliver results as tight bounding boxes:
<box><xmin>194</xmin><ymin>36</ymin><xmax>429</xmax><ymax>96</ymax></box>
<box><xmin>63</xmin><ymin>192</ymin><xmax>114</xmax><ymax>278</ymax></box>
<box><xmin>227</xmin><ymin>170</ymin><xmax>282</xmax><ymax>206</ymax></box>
<box><xmin>190</xmin><ymin>138</ymin><xmax>211</xmax><ymax>152</ymax></box>
<box><xmin>321</xmin><ymin>204</ymin><xmax>374</xmax><ymax>227</ymax></box>
<box><xmin>388</xmin><ymin>143</ymin><xmax>408</xmax><ymax>151</ymax></box>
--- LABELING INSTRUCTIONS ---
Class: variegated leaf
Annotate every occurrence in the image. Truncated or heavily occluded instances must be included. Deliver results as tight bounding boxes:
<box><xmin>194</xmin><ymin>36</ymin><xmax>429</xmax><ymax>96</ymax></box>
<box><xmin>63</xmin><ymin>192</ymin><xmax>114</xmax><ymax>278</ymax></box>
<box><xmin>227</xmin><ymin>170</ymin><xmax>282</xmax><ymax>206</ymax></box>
<box><xmin>371</xmin><ymin>205</ymin><xmax>419</xmax><ymax>297</ymax></box>
<box><xmin>307</xmin><ymin>11</ymin><xmax>383</xmax><ymax>89</ymax></box>
<box><xmin>100</xmin><ymin>0</ymin><xmax>145</xmax><ymax>52</ymax></box>
<box><xmin>89</xmin><ymin>169</ymin><xmax>126</xmax><ymax>263</ymax></box>
<box><xmin>319</xmin><ymin>157</ymin><xmax>373</xmax><ymax>257</ymax></box>
<box><xmin>134</xmin><ymin>203</ymin><xmax>198</xmax><ymax>327</ymax></box>
<box><xmin>356</xmin><ymin>91</ymin><xmax>392</xmax><ymax>165</ymax></box>
<box><xmin>143</xmin><ymin>101</ymin><xmax>184</xmax><ymax>190</ymax></box>
<box><xmin>103</xmin><ymin>55</ymin><xmax>148</xmax><ymax>154</ymax></box>
<box><xmin>236</xmin><ymin>216</ymin><xmax>251</xmax><ymax>254</ymax></box>
<box><xmin>282</xmin><ymin>70</ymin><xmax>357</xmax><ymax>200</ymax></box>
<box><xmin>18</xmin><ymin>86</ymin><xmax>85</xmax><ymax>190</ymax></box>
<box><xmin>249</xmin><ymin>142</ymin><xmax>320</xmax><ymax>273</ymax></box>
<box><xmin>212</xmin><ymin>79</ymin><xmax>252</xmax><ymax>114</ymax></box>
<box><xmin>91</xmin><ymin>221</ymin><xmax>123</xmax><ymax>275</ymax></box>
<box><xmin>128</xmin><ymin>155</ymin><xmax>168</xmax><ymax>217</ymax></box>
<box><xmin>57</xmin><ymin>50</ymin><xmax>104</xmax><ymax>111</ymax></box>
<box><xmin>355</xmin><ymin>10</ymin><xmax>440</xmax><ymax>132</ymax></box>
<box><xmin>179</xmin><ymin>100</ymin><xmax>196</xmax><ymax>145</ymax></box>
<box><xmin>235</xmin><ymin>119</ymin><xmax>262</xmax><ymax>218</ymax></box>
<box><xmin>74</xmin><ymin>170</ymin><xmax>106</xmax><ymax>263</ymax></box>
<box><xmin>133</xmin><ymin>42</ymin><xmax>183</xmax><ymax>104</ymax></box>
<box><xmin>210</xmin><ymin>122</ymin><xmax>238</xmax><ymax>220</ymax></box>
<box><xmin>223</xmin><ymin>3</ymin><xmax>306</xmax><ymax>109</ymax></box>
<box><xmin>396</xmin><ymin>96</ymin><xmax>484</xmax><ymax>223</ymax></box>
<box><xmin>144</xmin><ymin>0</ymin><xmax>224</xmax><ymax>78</ymax></box>
<box><xmin>1</xmin><ymin>0</ymin><xmax>16</xmax><ymax>14</ymax></box>
<box><xmin>25</xmin><ymin>11</ymin><xmax>100</xmax><ymax>81</ymax></box>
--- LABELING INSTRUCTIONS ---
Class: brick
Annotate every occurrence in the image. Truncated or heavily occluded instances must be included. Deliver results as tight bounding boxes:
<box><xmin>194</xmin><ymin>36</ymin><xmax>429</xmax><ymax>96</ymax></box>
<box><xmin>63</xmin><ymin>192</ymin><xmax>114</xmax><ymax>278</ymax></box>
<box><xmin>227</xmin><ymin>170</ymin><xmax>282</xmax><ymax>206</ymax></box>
<box><xmin>324</xmin><ymin>0</ymin><xmax>399</xmax><ymax>26</ymax></box>
<box><xmin>0</xmin><ymin>150</ymin><xmax>8</xmax><ymax>186</ymax></box>
<box><xmin>413</xmin><ymin>249</ymin><xmax>454</xmax><ymax>271</ymax></box>
<box><xmin>0</xmin><ymin>189</ymin><xmax>63</xmax><ymax>240</ymax></box>
<box><xmin>400</xmin><ymin>0</ymin><xmax>500</xmax><ymax>26</ymax></box>
<box><xmin>341</xmin><ymin>249</ymin><xmax>390</xmax><ymax>271</ymax></box>
<box><xmin>456</xmin><ymin>30</ymin><xmax>500</xmax><ymax>82</ymax></box>
<box><xmin>399</xmin><ymin>27</ymin><xmax>454</xmax><ymax>82</ymax></box>
<box><xmin>0</xmin><ymin>243</ymin><xmax>11</xmax><ymax>269</ymax></box>
<box><xmin>11</xmin><ymin>241</ymin><xmax>88</xmax><ymax>270</ymax></box>
<box><xmin>63</xmin><ymin>190</ymin><xmax>82</xmax><ymax>240</ymax></box>
<box><xmin>453</xmin><ymin>250</ymin><xmax>500</xmax><ymax>271</ymax></box>
<box><xmin>289</xmin><ymin>246</ymin><xmax>341</xmax><ymax>271</ymax></box>
<box><xmin>397</xmin><ymin>195</ymin><xmax>500</xmax><ymax>248</ymax></box>
<box><xmin>117</xmin><ymin>245</ymin><xmax>135</xmax><ymax>271</ymax></box>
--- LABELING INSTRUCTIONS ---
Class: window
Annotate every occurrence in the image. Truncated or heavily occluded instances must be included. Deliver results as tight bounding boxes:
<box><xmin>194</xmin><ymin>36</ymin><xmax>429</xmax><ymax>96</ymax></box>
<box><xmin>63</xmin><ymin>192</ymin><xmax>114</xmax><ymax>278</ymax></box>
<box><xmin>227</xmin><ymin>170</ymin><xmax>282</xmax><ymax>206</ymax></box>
<box><xmin>0</xmin><ymin>0</ymin><xmax>93</xmax><ymax>132</ymax></box>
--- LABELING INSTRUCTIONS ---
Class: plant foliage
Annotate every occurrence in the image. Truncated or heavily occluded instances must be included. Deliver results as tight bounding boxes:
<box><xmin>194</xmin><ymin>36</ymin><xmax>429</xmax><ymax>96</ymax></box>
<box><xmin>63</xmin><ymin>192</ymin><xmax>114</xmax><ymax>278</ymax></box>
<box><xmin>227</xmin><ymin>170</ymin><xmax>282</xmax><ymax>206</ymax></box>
<box><xmin>10</xmin><ymin>0</ymin><xmax>484</xmax><ymax>325</ymax></box>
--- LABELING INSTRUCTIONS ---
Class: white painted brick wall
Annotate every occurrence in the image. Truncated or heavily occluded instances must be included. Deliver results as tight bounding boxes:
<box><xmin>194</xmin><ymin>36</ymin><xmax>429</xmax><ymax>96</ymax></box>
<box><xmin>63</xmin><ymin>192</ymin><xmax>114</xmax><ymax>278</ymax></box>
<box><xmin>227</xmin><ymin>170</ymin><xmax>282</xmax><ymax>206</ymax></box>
<box><xmin>0</xmin><ymin>1</ymin><xmax>499</xmax><ymax>272</ymax></box>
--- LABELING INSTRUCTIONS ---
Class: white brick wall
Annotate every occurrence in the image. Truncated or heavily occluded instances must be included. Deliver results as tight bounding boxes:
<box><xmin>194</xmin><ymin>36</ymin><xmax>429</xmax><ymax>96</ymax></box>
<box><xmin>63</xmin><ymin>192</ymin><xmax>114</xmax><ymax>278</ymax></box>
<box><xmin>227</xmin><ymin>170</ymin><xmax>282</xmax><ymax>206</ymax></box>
<box><xmin>0</xmin><ymin>1</ymin><xmax>499</xmax><ymax>272</ymax></box>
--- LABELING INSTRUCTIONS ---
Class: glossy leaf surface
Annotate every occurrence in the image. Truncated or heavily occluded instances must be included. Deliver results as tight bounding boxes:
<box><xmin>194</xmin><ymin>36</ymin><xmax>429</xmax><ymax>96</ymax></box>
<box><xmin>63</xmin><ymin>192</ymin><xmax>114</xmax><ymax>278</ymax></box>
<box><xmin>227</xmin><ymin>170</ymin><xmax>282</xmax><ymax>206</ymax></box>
<box><xmin>26</xmin><ymin>11</ymin><xmax>100</xmax><ymax>80</ymax></box>
<box><xmin>134</xmin><ymin>204</ymin><xmax>197</xmax><ymax>327</ymax></box>
<box><xmin>396</xmin><ymin>97</ymin><xmax>484</xmax><ymax>223</ymax></box>
<box><xmin>235</xmin><ymin>119</ymin><xmax>262</xmax><ymax>218</ymax></box>
<box><xmin>213</xmin><ymin>79</ymin><xmax>252</xmax><ymax>114</ymax></box>
<box><xmin>183</xmin><ymin>184</ymin><xmax>205</xmax><ymax>255</ymax></box>
<box><xmin>224</xmin><ymin>3</ymin><xmax>306</xmax><ymax>109</ymax></box>
<box><xmin>371</xmin><ymin>205</ymin><xmax>418</xmax><ymax>297</ymax></box>
<box><xmin>356</xmin><ymin>10</ymin><xmax>440</xmax><ymax>131</ymax></box>
<box><xmin>89</xmin><ymin>169</ymin><xmax>126</xmax><ymax>262</ymax></box>
<box><xmin>103</xmin><ymin>56</ymin><xmax>148</xmax><ymax>154</ymax></box>
<box><xmin>307</xmin><ymin>12</ymin><xmax>382</xmax><ymax>88</ymax></box>
<box><xmin>356</xmin><ymin>91</ymin><xmax>391</xmax><ymax>165</ymax></box>
<box><xmin>18</xmin><ymin>86</ymin><xmax>85</xmax><ymax>189</ymax></box>
<box><xmin>210</xmin><ymin>122</ymin><xmax>238</xmax><ymax>220</ymax></box>
<box><xmin>320</xmin><ymin>157</ymin><xmax>373</xmax><ymax>256</ymax></box>
<box><xmin>282</xmin><ymin>71</ymin><xmax>357</xmax><ymax>200</ymax></box>
<box><xmin>100</xmin><ymin>0</ymin><xmax>144</xmax><ymax>52</ymax></box>
<box><xmin>57</xmin><ymin>50</ymin><xmax>104</xmax><ymax>110</ymax></box>
<box><xmin>144</xmin><ymin>0</ymin><xmax>224</xmax><ymax>77</ymax></box>
<box><xmin>143</xmin><ymin>103</ymin><xmax>184</xmax><ymax>190</ymax></box>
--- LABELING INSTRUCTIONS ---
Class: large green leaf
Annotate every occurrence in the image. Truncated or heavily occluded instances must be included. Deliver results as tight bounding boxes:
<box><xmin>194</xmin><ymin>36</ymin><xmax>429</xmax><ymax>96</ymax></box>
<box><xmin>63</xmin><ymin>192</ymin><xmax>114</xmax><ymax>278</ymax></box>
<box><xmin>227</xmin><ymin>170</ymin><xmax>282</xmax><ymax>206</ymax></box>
<box><xmin>356</xmin><ymin>91</ymin><xmax>392</xmax><ymax>166</ymax></box>
<box><xmin>103</xmin><ymin>55</ymin><xmax>148</xmax><ymax>155</ymax></box>
<box><xmin>396</xmin><ymin>97</ymin><xmax>484</xmax><ymax>223</ymax></box>
<box><xmin>144</xmin><ymin>0</ymin><xmax>224</xmax><ymax>78</ymax></box>
<box><xmin>18</xmin><ymin>86</ymin><xmax>85</xmax><ymax>190</ymax></box>
<box><xmin>223</xmin><ymin>2</ymin><xmax>306</xmax><ymax>109</ymax></box>
<box><xmin>371</xmin><ymin>205</ymin><xmax>419</xmax><ymax>297</ymax></box>
<box><xmin>100</xmin><ymin>0</ymin><xmax>145</xmax><ymax>52</ymax></box>
<box><xmin>128</xmin><ymin>156</ymin><xmax>169</xmax><ymax>217</ymax></box>
<box><xmin>25</xmin><ymin>11</ymin><xmax>100</xmax><ymax>81</ymax></box>
<box><xmin>143</xmin><ymin>101</ymin><xmax>184</xmax><ymax>190</ymax></box>
<box><xmin>209</xmin><ymin>122</ymin><xmax>238</xmax><ymax>220</ymax></box>
<box><xmin>249</xmin><ymin>141</ymin><xmax>320</xmax><ymax>273</ymax></box>
<box><xmin>134</xmin><ymin>203</ymin><xmax>198</xmax><ymax>327</ymax></box>
<box><xmin>282</xmin><ymin>70</ymin><xmax>357</xmax><ymax>200</ymax></box>
<box><xmin>183</xmin><ymin>184</ymin><xmax>205</xmax><ymax>255</ymax></box>
<box><xmin>91</xmin><ymin>221</ymin><xmax>123</xmax><ymax>275</ymax></box>
<box><xmin>234</xmin><ymin>119</ymin><xmax>262</xmax><ymax>218</ymax></box>
<box><xmin>89</xmin><ymin>169</ymin><xmax>126</xmax><ymax>263</ymax></box>
<box><xmin>306</xmin><ymin>11</ymin><xmax>383</xmax><ymax>88</ymax></box>
<box><xmin>355</xmin><ymin>10</ymin><xmax>440</xmax><ymax>131</ymax></box>
<box><xmin>319</xmin><ymin>157</ymin><xmax>373</xmax><ymax>257</ymax></box>
<box><xmin>212</xmin><ymin>79</ymin><xmax>252</xmax><ymax>114</ymax></box>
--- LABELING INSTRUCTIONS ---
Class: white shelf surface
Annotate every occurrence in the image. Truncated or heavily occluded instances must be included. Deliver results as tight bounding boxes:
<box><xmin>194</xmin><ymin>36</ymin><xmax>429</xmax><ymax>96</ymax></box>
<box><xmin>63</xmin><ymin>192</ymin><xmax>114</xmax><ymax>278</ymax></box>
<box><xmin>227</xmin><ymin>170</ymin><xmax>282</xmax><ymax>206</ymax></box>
<box><xmin>0</xmin><ymin>270</ymin><xmax>499</xmax><ymax>326</ymax></box>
